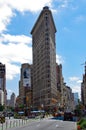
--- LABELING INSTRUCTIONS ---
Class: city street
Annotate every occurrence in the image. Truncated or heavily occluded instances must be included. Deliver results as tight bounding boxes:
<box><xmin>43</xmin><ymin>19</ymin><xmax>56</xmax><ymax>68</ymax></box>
<box><xmin>6</xmin><ymin>118</ymin><xmax>77</xmax><ymax>130</ymax></box>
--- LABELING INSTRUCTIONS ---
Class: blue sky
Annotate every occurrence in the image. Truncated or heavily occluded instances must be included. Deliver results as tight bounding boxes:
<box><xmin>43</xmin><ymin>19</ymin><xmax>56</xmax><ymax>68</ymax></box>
<box><xmin>0</xmin><ymin>0</ymin><xmax>86</xmax><ymax>99</ymax></box>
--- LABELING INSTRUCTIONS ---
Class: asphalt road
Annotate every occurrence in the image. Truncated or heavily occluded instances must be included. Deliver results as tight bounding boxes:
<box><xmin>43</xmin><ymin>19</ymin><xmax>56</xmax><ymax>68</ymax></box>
<box><xmin>6</xmin><ymin>118</ymin><xmax>77</xmax><ymax>130</ymax></box>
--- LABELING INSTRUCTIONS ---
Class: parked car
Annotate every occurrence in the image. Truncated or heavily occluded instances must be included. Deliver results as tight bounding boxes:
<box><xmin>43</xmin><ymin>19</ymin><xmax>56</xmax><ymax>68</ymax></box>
<box><xmin>64</xmin><ymin>112</ymin><xmax>73</xmax><ymax>121</ymax></box>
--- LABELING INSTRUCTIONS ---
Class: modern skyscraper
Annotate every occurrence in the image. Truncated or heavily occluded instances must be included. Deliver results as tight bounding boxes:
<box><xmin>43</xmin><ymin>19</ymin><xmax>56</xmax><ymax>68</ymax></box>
<box><xmin>31</xmin><ymin>6</ymin><xmax>57</xmax><ymax>110</ymax></box>
<box><xmin>0</xmin><ymin>62</ymin><xmax>7</xmax><ymax>106</ymax></box>
<box><xmin>74</xmin><ymin>92</ymin><xmax>79</xmax><ymax>106</ymax></box>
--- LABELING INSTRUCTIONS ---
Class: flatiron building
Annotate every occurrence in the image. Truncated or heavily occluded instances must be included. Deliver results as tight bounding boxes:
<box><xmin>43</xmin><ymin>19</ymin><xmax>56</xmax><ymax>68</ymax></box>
<box><xmin>31</xmin><ymin>6</ymin><xmax>57</xmax><ymax>110</ymax></box>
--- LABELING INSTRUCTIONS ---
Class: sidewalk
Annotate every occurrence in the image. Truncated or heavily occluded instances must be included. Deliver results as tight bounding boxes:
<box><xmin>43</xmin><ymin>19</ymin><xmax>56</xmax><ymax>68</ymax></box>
<box><xmin>0</xmin><ymin>118</ymin><xmax>36</xmax><ymax>130</ymax></box>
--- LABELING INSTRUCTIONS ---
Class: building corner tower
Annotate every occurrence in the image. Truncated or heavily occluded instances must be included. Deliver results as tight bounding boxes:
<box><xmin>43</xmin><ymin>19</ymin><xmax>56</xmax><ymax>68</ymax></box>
<box><xmin>31</xmin><ymin>6</ymin><xmax>57</xmax><ymax>110</ymax></box>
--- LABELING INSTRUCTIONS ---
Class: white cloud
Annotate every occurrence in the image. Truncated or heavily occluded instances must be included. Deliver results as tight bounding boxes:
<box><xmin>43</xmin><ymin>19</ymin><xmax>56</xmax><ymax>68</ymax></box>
<box><xmin>77</xmin><ymin>80</ymin><xmax>82</xmax><ymax>83</ymax></box>
<box><xmin>0</xmin><ymin>4</ymin><xmax>14</xmax><ymax>33</ymax></box>
<box><xmin>1</xmin><ymin>34</ymin><xmax>32</xmax><ymax>44</ymax></box>
<box><xmin>0</xmin><ymin>34</ymin><xmax>32</xmax><ymax>80</ymax></box>
<box><xmin>68</xmin><ymin>76</ymin><xmax>82</xmax><ymax>99</ymax></box>
<box><xmin>72</xmin><ymin>85</ymin><xmax>81</xmax><ymax>99</ymax></box>
<box><xmin>68</xmin><ymin>83</ymin><xmax>81</xmax><ymax>99</ymax></box>
<box><xmin>7</xmin><ymin>0</ymin><xmax>53</xmax><ymax>12</ymax></box>
<box><xmin>6</xmin><ymin>63</ymin><xmax>20</xmax><ymax>80</ymax></box>
<box><xmin>56</xmin><ymin>54</ymin><xmax>64</xmax><ymax>64</ymax></box>
<box><xmin>69</xmin><ymin>76</ymin><xmax>80</xmax><ymax>82</ymax></box>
